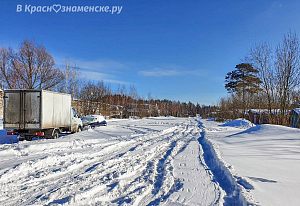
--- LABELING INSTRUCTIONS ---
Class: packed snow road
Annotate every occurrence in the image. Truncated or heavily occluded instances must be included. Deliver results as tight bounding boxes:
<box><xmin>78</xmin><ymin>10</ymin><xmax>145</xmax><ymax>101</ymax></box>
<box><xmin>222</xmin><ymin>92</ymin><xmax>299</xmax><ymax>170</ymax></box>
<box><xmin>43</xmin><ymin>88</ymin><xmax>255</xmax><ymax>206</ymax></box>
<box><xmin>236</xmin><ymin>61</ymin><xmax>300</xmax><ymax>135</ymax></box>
<box><xmin>0</xmin><ymin>117</ymin><xmax>220</xmax><ymax>206</ymax></box>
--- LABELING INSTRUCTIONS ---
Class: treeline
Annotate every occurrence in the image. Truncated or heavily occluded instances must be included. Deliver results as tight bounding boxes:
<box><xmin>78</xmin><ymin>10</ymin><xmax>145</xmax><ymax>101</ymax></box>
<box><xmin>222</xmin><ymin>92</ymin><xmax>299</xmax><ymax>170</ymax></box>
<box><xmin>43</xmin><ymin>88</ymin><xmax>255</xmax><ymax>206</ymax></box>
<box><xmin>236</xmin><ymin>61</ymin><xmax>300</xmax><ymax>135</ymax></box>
<box><xmin>69</xmin><ymin>80</ymin><xmax>217</xmax><ymax>118</ymax></box>
<box><xmin>217</xmin><ymin>31</ymin><xmax>300</xmax><ymax>125</ymax></box>
<box><xmin>0</xmin><ymin>40</ymin><xmax>213</xmax><ymax>118</ymax></box>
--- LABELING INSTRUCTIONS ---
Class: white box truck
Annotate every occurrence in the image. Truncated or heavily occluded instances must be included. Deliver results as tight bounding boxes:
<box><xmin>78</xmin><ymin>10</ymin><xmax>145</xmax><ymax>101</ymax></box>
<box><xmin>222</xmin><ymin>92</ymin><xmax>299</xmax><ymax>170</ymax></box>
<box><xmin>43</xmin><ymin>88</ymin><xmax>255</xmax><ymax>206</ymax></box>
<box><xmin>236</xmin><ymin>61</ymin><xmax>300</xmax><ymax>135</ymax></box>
<box><xmin>3</xmin><ymin>89</ymin><xmax>83</xmax><ymax>140</ymax></box>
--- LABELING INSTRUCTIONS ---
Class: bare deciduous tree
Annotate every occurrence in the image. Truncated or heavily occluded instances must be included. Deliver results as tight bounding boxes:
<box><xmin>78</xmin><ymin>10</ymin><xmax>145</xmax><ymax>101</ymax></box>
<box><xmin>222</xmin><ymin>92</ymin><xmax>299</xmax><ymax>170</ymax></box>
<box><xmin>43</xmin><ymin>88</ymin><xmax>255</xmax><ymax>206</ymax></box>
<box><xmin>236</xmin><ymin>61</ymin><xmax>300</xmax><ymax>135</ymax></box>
<box><xmin>58</xmin><ymin>63</ymin><xmax>81</xmax><ymax>99</ymax></box>
<box><xmin>0</xmin><ymin>48</ymin><xmax>15</xmax><ymax>88</ymax></box>
<box><xmin>0</xmin><ymin>40</ymin><xmax>64</xmax><ymax>90</ymax></box>
<box><xmin>275</xmin><ymin>32</ymin><xmax>300</xmax><ymax>124</ymax></box>
<box><xmin>249</xmin><ymin>43</ymin><xmax>277</xmax><ymax>121</ymax></box>
<box><xmin>218</xmin><ymin>32</ymin><xmax>300</xmax><ymax>125</ymax></box>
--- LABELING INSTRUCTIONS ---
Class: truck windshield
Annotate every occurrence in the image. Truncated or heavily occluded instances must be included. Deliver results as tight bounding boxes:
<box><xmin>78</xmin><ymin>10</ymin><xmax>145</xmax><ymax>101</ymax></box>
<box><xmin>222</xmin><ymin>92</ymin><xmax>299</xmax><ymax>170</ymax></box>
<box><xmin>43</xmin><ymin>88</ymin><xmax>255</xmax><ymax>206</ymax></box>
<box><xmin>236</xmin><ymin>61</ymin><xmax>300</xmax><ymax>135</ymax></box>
<box><xmin>72</xmin><ymin>108</ymin><xmax>79</xmax><ymax>118</ymax></box>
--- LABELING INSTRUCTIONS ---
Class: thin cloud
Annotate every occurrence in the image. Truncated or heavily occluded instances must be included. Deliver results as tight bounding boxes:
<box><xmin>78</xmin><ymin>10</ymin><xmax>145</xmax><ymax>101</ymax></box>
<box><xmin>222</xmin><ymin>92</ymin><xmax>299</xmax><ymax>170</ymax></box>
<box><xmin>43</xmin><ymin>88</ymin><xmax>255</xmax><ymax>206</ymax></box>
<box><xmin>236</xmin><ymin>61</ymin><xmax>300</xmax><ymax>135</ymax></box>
<box><xmin>71</xmin><ymin>59</ymin><xmax>125</xmax><ymax>72</ymax></box>
<box><xmin>139</xmin><ymin>69</ymin><xmax>181</xmax><ymax>77</ymax></box>
<box><xmin>55</xmin><ymin>57</ymin><xmax>125</xmax><ymax>72</ymax></box>
<box><xmin>80</xmin><ymin>70</ymin><xmax>129</xmax><ymax>85</ymax></box>
<box><xmin>139</xmin><ymin>68</ymin><xmax>207</xmax><ymax>77</ymax></box>
<box><xmin>55</xmin><ymin>57</ymin><xmax>129</xmax><ymax>84</ymax></box>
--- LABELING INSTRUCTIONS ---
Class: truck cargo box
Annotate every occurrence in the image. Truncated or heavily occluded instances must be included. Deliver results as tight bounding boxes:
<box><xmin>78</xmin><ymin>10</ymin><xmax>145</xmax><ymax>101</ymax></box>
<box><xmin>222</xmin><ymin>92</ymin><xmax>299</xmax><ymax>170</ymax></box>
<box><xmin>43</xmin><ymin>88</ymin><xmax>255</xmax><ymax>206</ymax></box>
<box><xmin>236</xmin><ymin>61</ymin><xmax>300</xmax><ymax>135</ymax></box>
<box><xmin>4</xmin><ymin>90</ymin><xmax>71</xmax><ymax>130</ymax></box>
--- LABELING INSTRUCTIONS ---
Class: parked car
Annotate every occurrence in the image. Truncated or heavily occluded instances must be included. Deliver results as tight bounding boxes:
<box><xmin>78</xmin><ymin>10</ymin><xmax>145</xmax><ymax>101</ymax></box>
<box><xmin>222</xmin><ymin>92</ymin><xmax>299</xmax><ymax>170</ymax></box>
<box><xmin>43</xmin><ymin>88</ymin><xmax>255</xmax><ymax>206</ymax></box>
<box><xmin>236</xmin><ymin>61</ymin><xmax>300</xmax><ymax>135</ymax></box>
<box><xmin>81</xmin><ymin>115</ymin><xmax>107</xmax><ymax>128</ymax></box>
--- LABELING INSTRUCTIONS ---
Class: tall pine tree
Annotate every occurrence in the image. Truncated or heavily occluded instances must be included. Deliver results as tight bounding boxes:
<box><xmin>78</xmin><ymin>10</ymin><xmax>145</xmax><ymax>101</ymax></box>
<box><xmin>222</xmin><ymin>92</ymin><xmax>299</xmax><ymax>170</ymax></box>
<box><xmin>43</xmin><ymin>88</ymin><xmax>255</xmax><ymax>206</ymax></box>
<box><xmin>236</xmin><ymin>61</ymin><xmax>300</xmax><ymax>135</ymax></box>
<box><xmin>225</xmin><ymin>63</ymin><xmax>262</xmax><ymax>117</ymax></box>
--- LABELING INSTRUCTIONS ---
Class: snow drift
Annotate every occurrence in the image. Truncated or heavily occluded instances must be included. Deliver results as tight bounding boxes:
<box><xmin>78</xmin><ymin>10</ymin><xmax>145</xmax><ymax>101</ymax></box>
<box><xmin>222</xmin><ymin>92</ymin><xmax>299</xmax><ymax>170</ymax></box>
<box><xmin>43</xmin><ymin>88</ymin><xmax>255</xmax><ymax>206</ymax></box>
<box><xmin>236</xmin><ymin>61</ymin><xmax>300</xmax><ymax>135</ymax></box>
<box><xmin>203</xmin><ymin>118</ymin><xmax>300</xmax><ymax>206</ymax></box>
<box><xmin>221</xmin><ymin>118</ymin><xmax>254</xmax><ymax>129</ymax></box>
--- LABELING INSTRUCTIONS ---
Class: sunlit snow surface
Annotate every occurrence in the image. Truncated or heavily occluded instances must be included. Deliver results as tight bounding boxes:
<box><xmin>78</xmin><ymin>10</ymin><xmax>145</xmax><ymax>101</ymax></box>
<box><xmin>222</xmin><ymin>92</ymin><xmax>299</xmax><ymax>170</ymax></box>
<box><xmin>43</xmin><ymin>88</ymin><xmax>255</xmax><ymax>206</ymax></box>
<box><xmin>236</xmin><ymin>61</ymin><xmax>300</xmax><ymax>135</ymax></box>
<box><xmin>1</xmin><ymin>117</ymin><xmax>299</xmax><ymax>206</ymax></box>
<box><xmin>203</xmin><ymin>119</ymin><xmax>300</xmax><ymax>206</ymax></box>
<box><xmin>0</xmin><ymin>117</ymin><xmax>219</xmax><ymax>206</ymax></box>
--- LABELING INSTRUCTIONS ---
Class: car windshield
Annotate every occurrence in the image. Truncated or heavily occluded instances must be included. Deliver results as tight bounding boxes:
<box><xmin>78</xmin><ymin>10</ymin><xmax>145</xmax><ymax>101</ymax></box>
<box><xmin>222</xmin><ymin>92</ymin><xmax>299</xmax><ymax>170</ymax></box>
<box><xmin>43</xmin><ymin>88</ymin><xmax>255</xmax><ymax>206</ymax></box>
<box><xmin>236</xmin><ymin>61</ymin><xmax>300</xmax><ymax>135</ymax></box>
<box><xmin>82</xmin><ymin>116</ymin><xmax>97</xmax><ymax>122</ymax></box>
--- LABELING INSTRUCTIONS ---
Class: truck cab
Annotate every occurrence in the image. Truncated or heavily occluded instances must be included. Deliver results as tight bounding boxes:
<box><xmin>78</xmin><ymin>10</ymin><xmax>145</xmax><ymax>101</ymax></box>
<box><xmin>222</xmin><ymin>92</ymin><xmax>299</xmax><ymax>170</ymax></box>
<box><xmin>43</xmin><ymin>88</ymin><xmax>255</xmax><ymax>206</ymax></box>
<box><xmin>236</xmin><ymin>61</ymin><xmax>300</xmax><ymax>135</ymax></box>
<box><xmin>71</xmin><ymin>108</ymin><xmax>83</xmax><ymax>133</ymax></box>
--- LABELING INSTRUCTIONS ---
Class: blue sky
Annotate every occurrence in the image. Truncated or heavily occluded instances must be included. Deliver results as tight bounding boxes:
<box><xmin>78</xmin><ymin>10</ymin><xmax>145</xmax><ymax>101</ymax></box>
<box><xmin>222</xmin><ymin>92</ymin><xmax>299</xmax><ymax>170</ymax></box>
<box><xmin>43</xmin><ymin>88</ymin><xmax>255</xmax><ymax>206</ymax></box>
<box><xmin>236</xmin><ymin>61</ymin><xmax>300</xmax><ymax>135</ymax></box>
<box><xmin>1</xmin><ymin>0</ymin><xmax>300</xmax><ymax>104</ymax></box>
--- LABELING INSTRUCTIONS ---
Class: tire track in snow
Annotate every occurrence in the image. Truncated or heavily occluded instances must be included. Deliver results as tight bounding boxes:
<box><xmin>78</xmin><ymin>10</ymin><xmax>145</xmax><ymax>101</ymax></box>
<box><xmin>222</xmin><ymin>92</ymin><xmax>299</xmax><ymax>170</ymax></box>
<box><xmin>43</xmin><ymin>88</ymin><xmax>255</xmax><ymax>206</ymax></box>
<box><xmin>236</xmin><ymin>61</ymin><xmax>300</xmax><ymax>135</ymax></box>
<box><xmin>136</xmin><ymin>121</ymin><xmax>218</xmax><ymax>206</ymax></box>
<box><xmin>163</xmin><ymin>120</ymin><xmax>220</xmax><ymax>206</ymax></box>
<box><xmin>0</xmin><ymin>123</ymin><xmax>184</xmax><ymax>205</ymax></box>
<box><xmin>73</xmin><ymin>124</ymin><xmax>193</xmax><ymax>205</ymax></box>
<box><xmin>91</xmin><ymin>126</ymin><xmax>192</xmax><ymax>205</ymax></box>
<box><xmin>15</xmin><ymin>140</ymin><xmax>161</xmax><ymax>205</ymax></box>
<box><xmin>0</xmin><ymin>140</ymin><xmax>134</xmax><ymax>206</ymax></box>
<box><xmin>0</xmin><ymin>118</ymin><xmax>222</xmax><ymax>206</ymax></box>
<box><xmin>146</xmin><ymin>140</ymin><xmax>182</xmax><ymax>206</ymax></box>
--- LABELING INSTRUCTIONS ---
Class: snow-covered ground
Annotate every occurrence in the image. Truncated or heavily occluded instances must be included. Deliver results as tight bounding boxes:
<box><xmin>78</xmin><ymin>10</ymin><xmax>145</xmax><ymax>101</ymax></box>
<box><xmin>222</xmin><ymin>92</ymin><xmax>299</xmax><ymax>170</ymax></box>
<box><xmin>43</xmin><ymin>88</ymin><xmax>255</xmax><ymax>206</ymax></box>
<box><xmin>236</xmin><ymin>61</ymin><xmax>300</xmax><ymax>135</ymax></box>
<box><xmin>1</xmin><ymin>117</ymin><xmax>300</xmax><ymax>206</ymax></box>
<box><xmin>202</xmin><ymin>119</ymin><xmax>300</xmax><ymax>206</ymax></box>
<box><xmin>0</xmin><ymin>117</ymin><xmax>220</xmax><ymax>206</ymax></box>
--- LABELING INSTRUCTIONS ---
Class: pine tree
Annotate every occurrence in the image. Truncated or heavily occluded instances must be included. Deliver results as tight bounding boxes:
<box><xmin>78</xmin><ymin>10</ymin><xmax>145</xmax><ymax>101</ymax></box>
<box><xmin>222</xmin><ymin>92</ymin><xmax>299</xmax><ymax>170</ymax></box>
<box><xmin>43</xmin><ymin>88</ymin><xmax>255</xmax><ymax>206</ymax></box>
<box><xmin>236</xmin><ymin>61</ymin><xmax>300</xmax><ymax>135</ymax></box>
<box><xmin>225</xmin><ymin>63</ymin><xmax>262</xmax><ymax>117</ymax></box>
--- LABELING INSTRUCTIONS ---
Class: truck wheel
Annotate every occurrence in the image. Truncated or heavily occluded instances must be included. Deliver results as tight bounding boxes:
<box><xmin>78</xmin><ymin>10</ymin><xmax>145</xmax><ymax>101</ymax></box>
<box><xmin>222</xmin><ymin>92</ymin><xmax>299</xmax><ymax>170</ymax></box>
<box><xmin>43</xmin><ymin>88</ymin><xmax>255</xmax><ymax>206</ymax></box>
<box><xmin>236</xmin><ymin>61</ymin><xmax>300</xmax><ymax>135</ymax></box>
<box><xmin>52</xmin><ymin>130</ymin><xmax>59</xmax><ymax>139</ymax></box>
<box><xmin>77</xmin><ymin>126</ymin><xmax>82</xmax><ymax>132</ymax></box>
<box><xmin>25</xmin><ymin>136</ymin><xmax>32</xmax><ymax>141</ymax></box>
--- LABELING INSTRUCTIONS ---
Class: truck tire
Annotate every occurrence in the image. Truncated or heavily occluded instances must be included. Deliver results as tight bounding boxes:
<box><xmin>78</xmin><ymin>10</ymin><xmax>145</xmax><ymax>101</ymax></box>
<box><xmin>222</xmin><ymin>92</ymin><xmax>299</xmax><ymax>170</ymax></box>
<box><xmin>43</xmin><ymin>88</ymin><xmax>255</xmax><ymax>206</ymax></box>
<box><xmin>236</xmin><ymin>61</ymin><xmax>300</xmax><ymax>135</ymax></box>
<box><xmin>77</xmin><ymin>126</ymin><xmax>82</xmax><ymax>132</ymax></box>
<box><xmin>52</xmin><ymin>129</ymin><xmax>59</xmax><ymax>139</ymax></box>
<box><xmin>25</xmin><ymin>136</ymin><xmax>32</xmax><ymax>141</ymax></box>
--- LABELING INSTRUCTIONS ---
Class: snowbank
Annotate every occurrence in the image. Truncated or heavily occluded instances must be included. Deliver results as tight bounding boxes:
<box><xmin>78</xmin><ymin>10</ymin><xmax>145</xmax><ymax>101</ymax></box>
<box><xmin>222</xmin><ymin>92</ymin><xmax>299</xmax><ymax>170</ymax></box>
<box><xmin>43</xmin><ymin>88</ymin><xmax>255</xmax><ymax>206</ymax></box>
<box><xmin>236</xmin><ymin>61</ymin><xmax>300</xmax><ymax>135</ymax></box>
<box><xmin>198</xmin><ymin>121</ymin><xmax>251</xmax><ymax>205</ymax></box>
<box><xmin>221</xmin><ymin>118</ymin><xmax>254</xmax><ymax>129</ymax></box>
<box><xmin>203</xmin><ymin>119</ymin><xmax>300</xmax><ymax>206</ymax></box>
